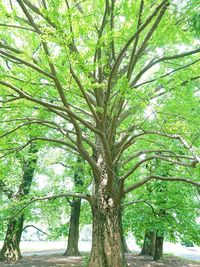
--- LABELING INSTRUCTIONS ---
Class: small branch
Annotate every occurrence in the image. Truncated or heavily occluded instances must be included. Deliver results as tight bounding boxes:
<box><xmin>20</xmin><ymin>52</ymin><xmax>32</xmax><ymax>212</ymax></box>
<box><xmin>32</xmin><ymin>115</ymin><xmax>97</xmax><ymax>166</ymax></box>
<box><xmin>0</xmin><ymin>23</ymin><xmax>37</xmax><ymax>32</ymax></box>
<box><xmin>110</xmin><ymin>0</ymin><xmax>116</xmax><ymax>62</ymax></box>
<box><xmin>22</xmin><ymin>225</ymin><xmax>48</xmax><ymax>235</ymax></box>
<box><xmin>105</xmin><ymin>0</ymin><xmax>169</xmax><ymax>115</ymax></box>
<box><xmin>130</xmin><ymin>47</ymin><xmax>200</xmax><ymax>87</ymax></box>
<box><xmin>6</xmin><ymin>192</ymin><xmax>92</xmax><ymax>221</ymax></box>
<box><xmin>138</xmin><ymin>129</ymin><xmax>200</xmax><ymax>160</ymax></box>
<box><xmin>133</xmin><ymin>58</ymin><xmax>200</xmax><ymax>88</ymax></box>
<box><xmin>0</xmin><ymin>50</ymin><xmax>54</xmax><ymax>79</ymax></box>
<box><xmin>0</xmin><ymin>41</ymin><xmax>23</xmax><ymax>54</ymax></box>
<box><xmin>123</xmin><ymin>199</ymin><xmax>157</xmax><ymax>218</ymax></box>
<box><xmin>122</xmin><ymin>149</ymin><xmax>193</xmax><ymax>166</ymax></box>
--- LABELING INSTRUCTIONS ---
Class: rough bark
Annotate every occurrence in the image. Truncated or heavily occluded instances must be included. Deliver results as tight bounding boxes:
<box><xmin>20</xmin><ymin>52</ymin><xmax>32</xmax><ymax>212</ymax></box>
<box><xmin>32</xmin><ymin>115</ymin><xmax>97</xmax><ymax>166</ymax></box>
<box><xmin>89</xmin><ymin>200</ymin><xmax>127</xmax><ymax>267</ymax></box>
<box><xmin>149</xmin><ymin>231</ymin><xmax>156</xmax><ymax>256</ymax></box>
<box><xmin>0</xmin><ymin>215</ymin><xmax>24</xmax><ymax>261</ymax></box>
<box><xmin>64</xmin><ymin>198</ymin><xmax>81</xmax><ymax>256</ymax></box>
<box><xmin>88</xmin><ymin>165</ymin><xmax>128</xmax><ymax>266</ymax></box>
<box><xmin>88</xmin><ymin>137</ymin><xmax>128</xmax><ymax>266</ymax></box>
<box><xmin>153</xmin><ymin>233</ymin><xmax>164</xmax><ymax>261</ymax></box>
<box><xmin>0</xmin><ymin>144</ymin><xmax>37</xmax><ymax>262</ymax></box>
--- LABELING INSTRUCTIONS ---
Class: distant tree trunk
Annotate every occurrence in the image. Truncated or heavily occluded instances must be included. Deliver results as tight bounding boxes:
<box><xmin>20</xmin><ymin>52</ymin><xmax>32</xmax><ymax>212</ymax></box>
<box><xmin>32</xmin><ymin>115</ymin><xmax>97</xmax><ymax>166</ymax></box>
<box><xmin>0</xmin><ymin>144</ymin><xmax>37</xmax><ymax>262</ymax></box>
<box><xmin>140</xmin><ymin>231</ymin><xmax>156</xmax><ymax>256</ymax></box>
<box><xmin>153</xmin><ymin>208</ymin><xmax>165</xmax><ymax>261</ymax></box>
<box><xmin>140</xmin><ymin>232</ymin><xmax>151</xmax><ymax>256</ymax></box>
<box><xmin>64</xmin><ymin>198</ymin><xmax>81</xmax><ymax>256</ymax></box>
<box><xmin>119</xmin><ymin>210</ymin><xmax>130</xmax><ymax>253</ymax></box>
<box><xmin>122</xmin><ymin>234</ymin><xmax>130</xmax><ymax>253</ymax></box>
<box><xmin>149</xmin><ymin>231</ymin><xmax>156</xmax><ymax>256</ymax></box>
<box><xmin>153</xmin><ymin>233</ymin><xmax>164</xmax><ymax>261</ymax></box>
<box><xmin>64</xmin><ymin>156</ymin><xmax>83</xmax><ymax>256</ymax></box>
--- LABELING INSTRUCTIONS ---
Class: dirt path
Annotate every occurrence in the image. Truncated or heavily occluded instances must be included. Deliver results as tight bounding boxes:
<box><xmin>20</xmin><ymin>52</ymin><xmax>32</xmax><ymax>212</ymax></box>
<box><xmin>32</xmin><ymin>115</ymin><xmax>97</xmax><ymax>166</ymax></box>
<box><xmin>0</xmin><ymin>253</ymin><xmax>199</xmax><ymax>267</ymax></box>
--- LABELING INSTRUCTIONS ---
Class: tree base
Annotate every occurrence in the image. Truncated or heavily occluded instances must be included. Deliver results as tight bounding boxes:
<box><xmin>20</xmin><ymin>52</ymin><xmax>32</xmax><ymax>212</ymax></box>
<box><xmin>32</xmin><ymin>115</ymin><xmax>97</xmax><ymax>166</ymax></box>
<box><xmin>63</xmin><ymin>249</ymin><xmax>81</xmax><ymax>256</ymax></box>
<box><xmin>0</xmin><ymin>248</ymin><xmax>22</xmax><ymax>262</ymax></box>
<box><xmin>88</xmin><ymin>199</ymin><xmax>128</xmax><ymax>267</ymax></box>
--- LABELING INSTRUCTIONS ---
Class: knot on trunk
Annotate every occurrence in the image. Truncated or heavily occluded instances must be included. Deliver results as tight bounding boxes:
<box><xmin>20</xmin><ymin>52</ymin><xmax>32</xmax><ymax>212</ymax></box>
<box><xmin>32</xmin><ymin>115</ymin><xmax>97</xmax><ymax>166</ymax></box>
<box><xmin>98</xmin><ymin>196</ymin><xmax>115</xmax><ymax>214</ymax></box>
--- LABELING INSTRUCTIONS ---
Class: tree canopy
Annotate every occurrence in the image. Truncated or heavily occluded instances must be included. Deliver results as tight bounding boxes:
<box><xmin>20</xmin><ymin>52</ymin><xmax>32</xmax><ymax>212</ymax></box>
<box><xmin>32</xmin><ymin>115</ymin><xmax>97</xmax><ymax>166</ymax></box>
<box><xmin>0</xmin><ymin>0</ymin><xmax>200</xmax><ymax>266</ymax></box>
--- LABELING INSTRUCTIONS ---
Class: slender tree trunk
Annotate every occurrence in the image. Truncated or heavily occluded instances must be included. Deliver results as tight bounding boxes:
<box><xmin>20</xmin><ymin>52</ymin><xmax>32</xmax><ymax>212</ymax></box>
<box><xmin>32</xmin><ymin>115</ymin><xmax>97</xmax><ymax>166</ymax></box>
<box><xmin>140</xmin><ymin>231</ymin><xmax>156</xmax><ymax>256</ymax></box>
<box><xmin>0</xmin><ymin>144</ymin><xmax>37</xmax><ymax>262</ymax></box>
<box><xmin>64</xmin><ymin>198</ymin><xmax>81</xmax><ymax>256</ymax></box>
<box><xmin>122</xmin><ymin>234</ymin><xmax>130</xmax><ymax>253</ymax></box>
<box><xmin>64</xmin><ymin>156</ymin><xmax>83</xmax><ymax>256</ymax></box>
<box><xmin>153</xmin><ymin>233</ymin><xmax>163</xmax><ymax>261</ymax></box>
<box><xmin>119</xmin><ymin>210</ymin><xmax>130</xmax><ymax>253</ymax></box>
<box><xmin>89</xmin><ymin>193</ymin><xmax>127</xmax><ymax>267</ymax></box>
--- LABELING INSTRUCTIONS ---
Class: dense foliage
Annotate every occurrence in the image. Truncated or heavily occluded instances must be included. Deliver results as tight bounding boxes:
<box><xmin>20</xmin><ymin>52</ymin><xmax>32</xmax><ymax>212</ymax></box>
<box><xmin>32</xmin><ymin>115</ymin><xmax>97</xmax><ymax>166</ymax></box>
<box><xmin>0</xmin><ymin>0</ymin><xmax>200</xmax><ymax>266</ymax></box>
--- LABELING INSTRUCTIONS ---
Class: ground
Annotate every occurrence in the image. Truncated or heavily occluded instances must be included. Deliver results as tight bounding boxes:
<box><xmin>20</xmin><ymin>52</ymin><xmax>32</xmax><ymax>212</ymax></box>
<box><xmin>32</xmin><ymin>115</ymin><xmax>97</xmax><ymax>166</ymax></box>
<box><xmin>0</xmin><ymin>253</ymin><xmax>200</xmax><ymax>267</ymax></box>
<box><xmin>0</xmin><ymin>241</ymin><xmax>200</xmax><ymax>266</ymax></box>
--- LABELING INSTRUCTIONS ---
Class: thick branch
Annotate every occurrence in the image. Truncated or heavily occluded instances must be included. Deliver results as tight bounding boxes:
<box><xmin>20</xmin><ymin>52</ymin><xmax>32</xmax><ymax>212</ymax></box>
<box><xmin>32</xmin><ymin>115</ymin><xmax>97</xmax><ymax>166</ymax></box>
<box><xmin>121</xmin><ymin>155</ymin><xmax>198</xmax><ymax>181</ymax></box>
<box><xmin>0</xmin><ymin>81</ymin><xmax>101</xmax><ymax>135</ymax></box>
<box><xmin>127</xmin><ymin>0</ymin><xmax>144</xmax><ymax>79</ymax></box>
<box><xmin>123</xmin><ymin>175</ymin><xmax>200</xmax><ymax>196</ymax></box>
<box><xmin>128</xmin><ymin>2</ymin><xmax>168</xmax><ymax>79</ymax></box>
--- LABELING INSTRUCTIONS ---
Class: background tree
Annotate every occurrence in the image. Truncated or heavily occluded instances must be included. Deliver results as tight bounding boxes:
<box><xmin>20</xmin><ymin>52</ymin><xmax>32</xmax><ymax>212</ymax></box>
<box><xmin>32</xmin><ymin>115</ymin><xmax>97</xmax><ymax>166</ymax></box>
<box><xmin>0</xmin><ymin>143</ymin><xmax>38</xmax><ymax>261</ymax></box>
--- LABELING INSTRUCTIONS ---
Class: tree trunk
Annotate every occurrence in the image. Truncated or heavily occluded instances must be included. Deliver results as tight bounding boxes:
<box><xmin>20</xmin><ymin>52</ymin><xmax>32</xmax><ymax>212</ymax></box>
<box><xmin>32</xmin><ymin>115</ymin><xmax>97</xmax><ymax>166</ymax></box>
<box><xmin>122</xmin><ymin>234</ymin><xmax>130</xmax><ymax>253</ymax></box>
<box><xmin>149</xmin><ymin>231</ymin><xmax>156</xmax><ymax>256</ymax></box>
<box><xmin>64</xmin><ymin>198</ymin><xmax>81</xmax><ymax>256</ymax></box>
<box><xmin>0</xmin><ymin>144</ymin><xmax>37</xmax><ymax>262</ymax></box>
<box><xmin>140</xmin><ymin>232</ymin><xmax>151</xmax><ymax>256</ymax></box>
<box><xmin>119</xmin><ymin>211</ymin><xmax>130</xmax><ymax>253</ymax></box>
<box><xmin>153</xmin><ymin>233</ymin><xmax>163</xmax><ymax>261</ymax></box>
<box><xmin>0</xmin><ymin>215</ymin><xmax>24</xmax><ymax>261</ymax></box>
<box><xmin>64</xmin><ymin>156</ymin><xmax>83</xmax><ymax>256</ymax></box>
<box><xmin>88</xmin><ymin>139</ymin><xmax>127</xmax><ymax>266</ymax></box>
<box><xmin>140</xmin><ymin>231</ymin><xmax>156</xmax><ymax>256</ymax></box>
<box><xmin>89</xmin><ymin>197</ymin><xmax>127</xmax><ymax>267</ymax></box>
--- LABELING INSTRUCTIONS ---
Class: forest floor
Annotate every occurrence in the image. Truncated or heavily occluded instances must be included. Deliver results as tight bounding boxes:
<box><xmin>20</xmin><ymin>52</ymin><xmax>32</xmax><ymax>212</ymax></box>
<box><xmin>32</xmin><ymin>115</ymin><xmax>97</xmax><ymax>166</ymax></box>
<box><xmin>0</xmin><ymin>253</ymin><xmax>200</xmax><ymax>267</ymax></box>
<box><xmin>1</xmin><ymin>240</ymin><xmax>199</xmax><ymax>261</ymax></box>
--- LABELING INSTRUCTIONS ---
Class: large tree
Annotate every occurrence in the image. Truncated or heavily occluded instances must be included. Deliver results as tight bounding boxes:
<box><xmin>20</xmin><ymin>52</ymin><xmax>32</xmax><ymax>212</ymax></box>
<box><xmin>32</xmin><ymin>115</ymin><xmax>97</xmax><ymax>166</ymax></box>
<box><xmin>0</xmin><ymin>0</ymin><xmax>200</xmax><ymax>266</ymax></box>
